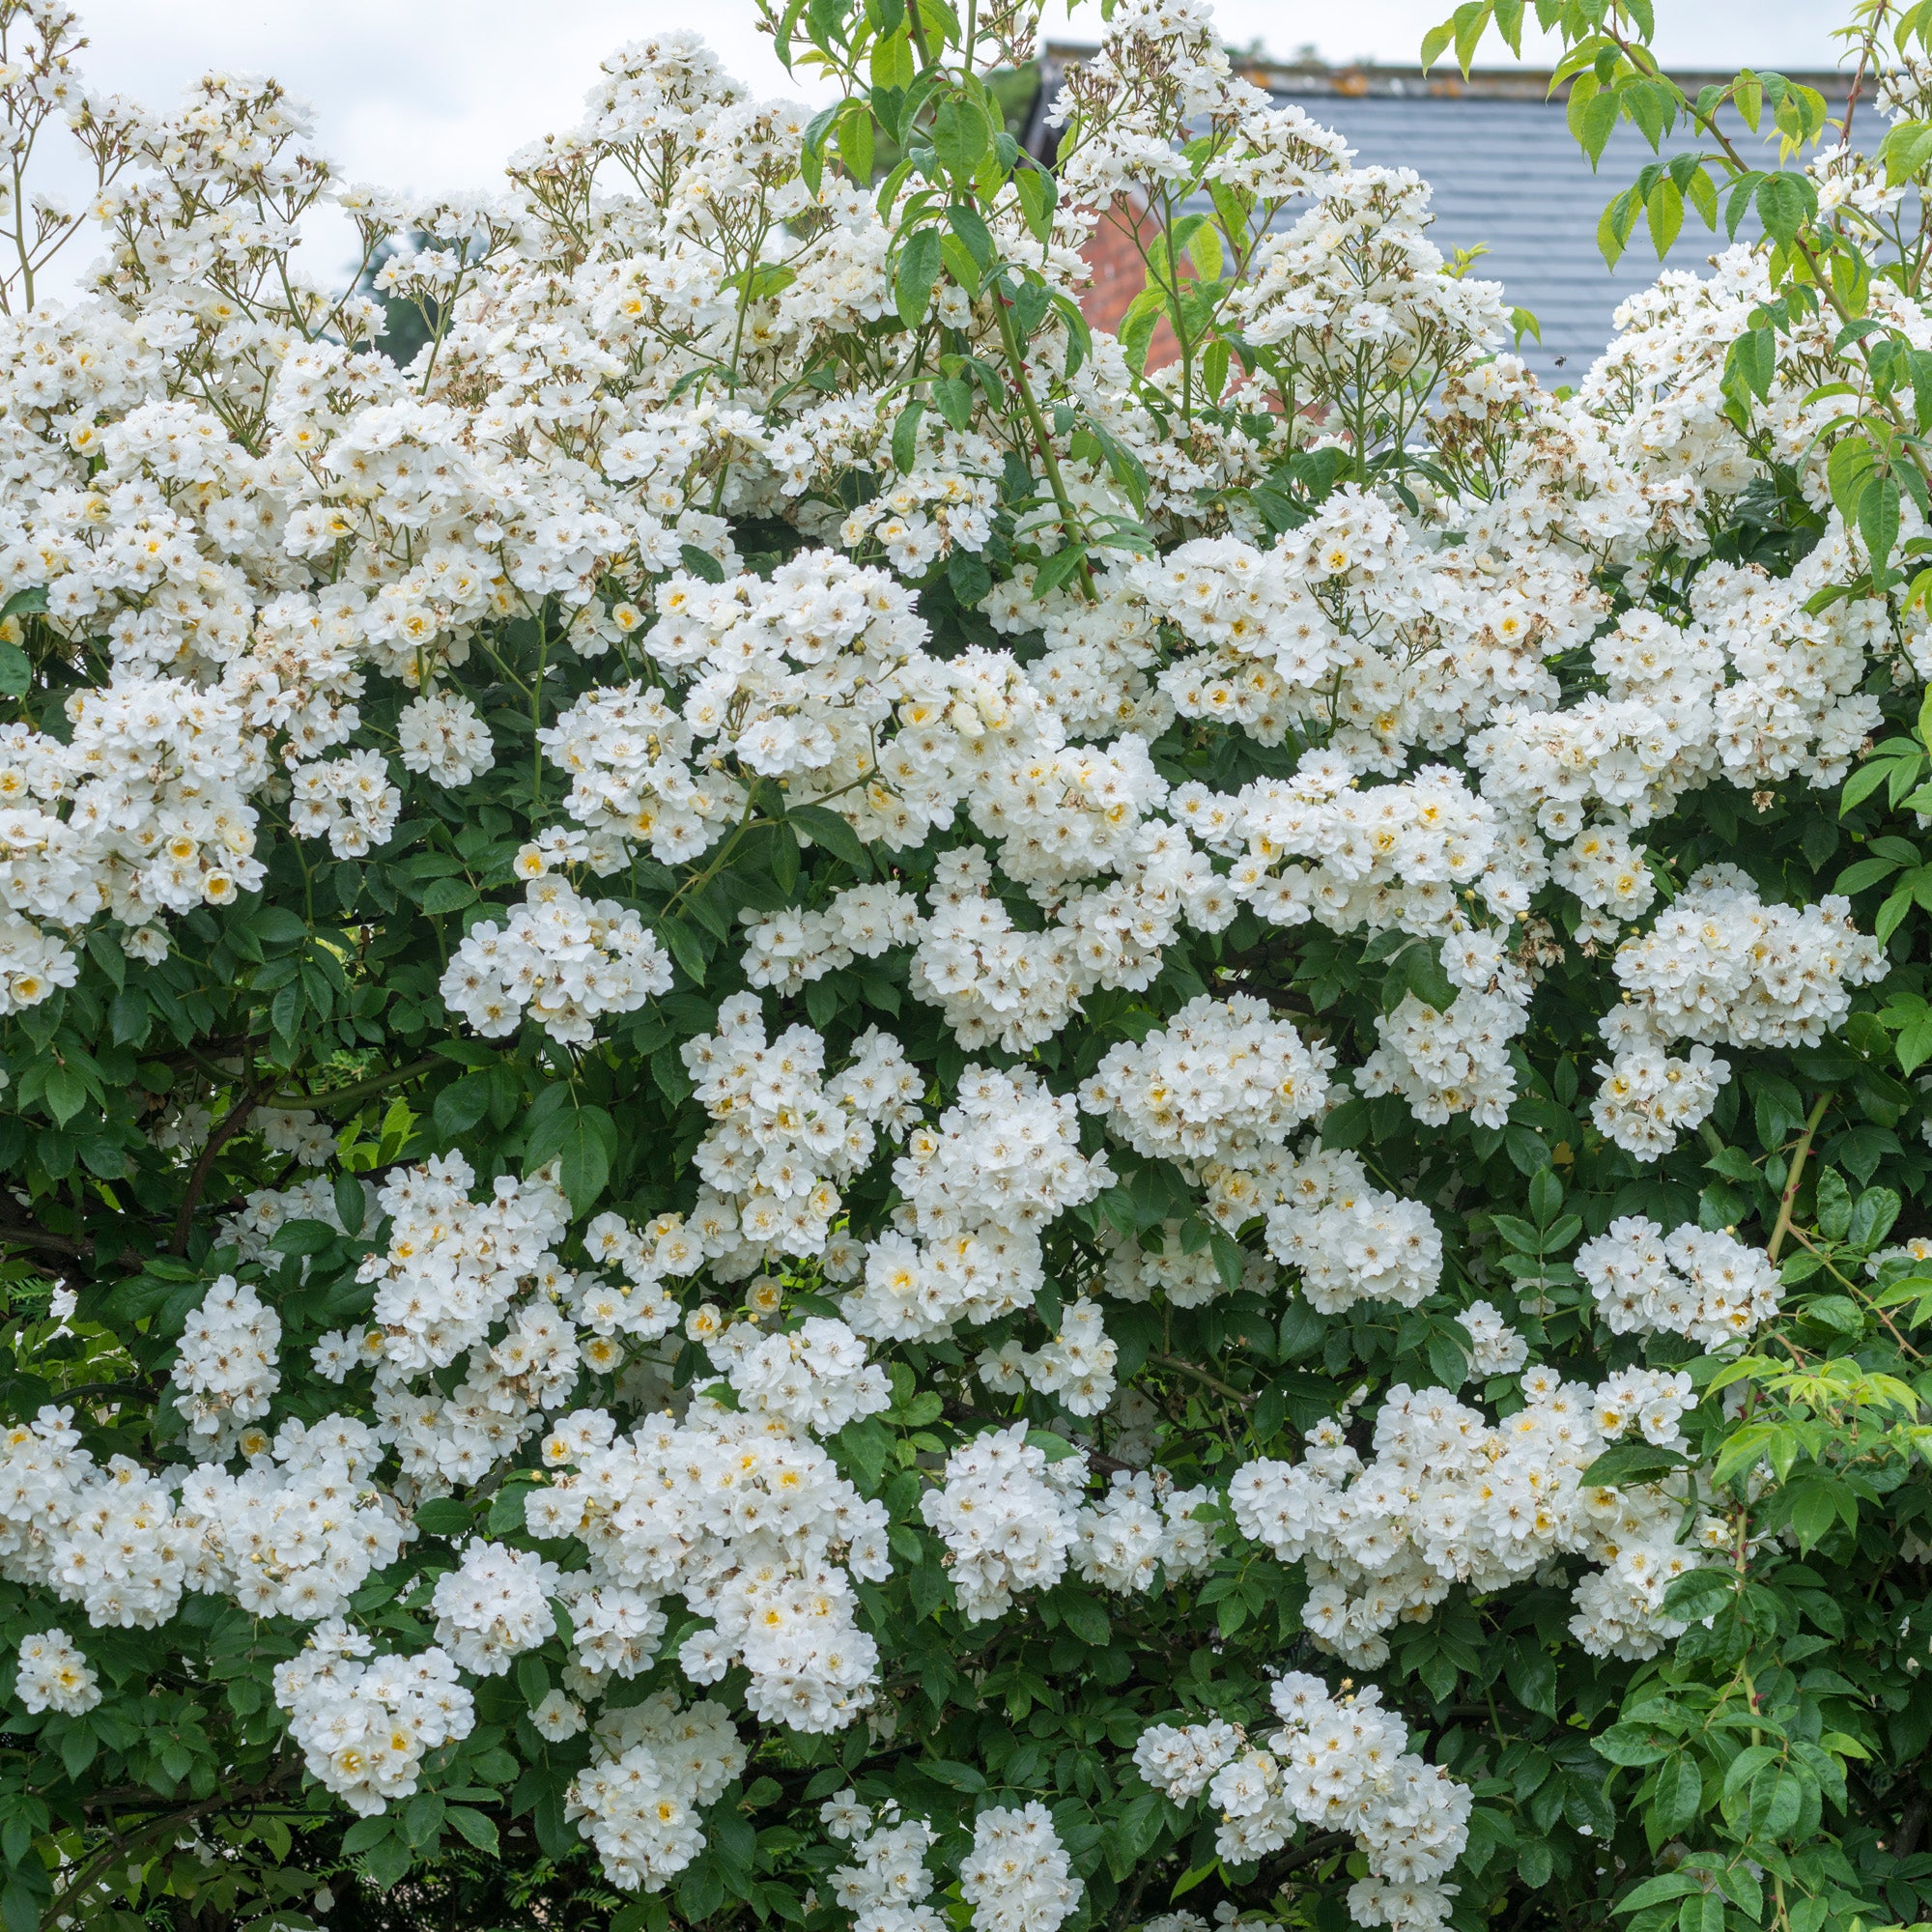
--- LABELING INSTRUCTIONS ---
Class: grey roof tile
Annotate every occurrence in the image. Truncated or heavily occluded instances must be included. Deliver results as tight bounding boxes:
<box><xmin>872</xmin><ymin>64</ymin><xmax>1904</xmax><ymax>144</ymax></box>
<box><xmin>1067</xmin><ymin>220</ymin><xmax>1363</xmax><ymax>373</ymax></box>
<box><xmin>1276</xmin><ymin>94</ymin><xmax>1742</xmax><ymax>384</ymax></box>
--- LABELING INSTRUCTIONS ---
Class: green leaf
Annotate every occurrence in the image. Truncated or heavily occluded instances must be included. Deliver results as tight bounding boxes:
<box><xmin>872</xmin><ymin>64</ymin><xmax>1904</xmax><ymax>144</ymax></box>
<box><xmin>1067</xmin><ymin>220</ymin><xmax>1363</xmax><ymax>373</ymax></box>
<box><xmin>1598</xmin><ymin>186</ymin><xmax>1640</xmax><ymax>267</ymax></box>
<box><xmin>1528</xmin><ymin>1167</ymin><xmax>1563</xmax><ymax>1225</ymax></box>
<box><xmin>892</xmin><ymin>399</ymin><xmax>925</xmax><ymax>472</ymax></box>
<box><xmin>43</xmin><ymin>1065</ymin><xmax>88</xmax><ymax>1126</ymax></box>
<box><xmin>660</xmin><ymin>916</ymin><xmax>708</xmax><ymax>984</ymax></box>
<box><xmin>446</xmin><ymin>1806</ymin><xmax>499</xmax><ymax>1855</ymax></box>
<box><xmin>402</xmin><ymin>1793</ymin><xmax>445</xmax><ymax>1849</ymax></box>
<box><xmin>1828</xmin><ymin>434</ymin><xmax>1878</xmax><ymax>525</ymax></box>
<box><xmin>1789</xmin><ymin>1479</ymin><xmax>1841</xmax><ymax>1551</ymax></box>
<box><xmin>1453</xmin><ymin>0</ymin><xmax>1493</xmax><ymax>76</ymax></box>
<box><xmin>413</xmin><ymin>1497</ymin><xmax>472</xmax><ymax>1537</ymax></box>
<box><xmin>1727</xmin><ymin>326</ymin><xmax>1776</xmax><ymax>402</ymax></box>
<box><xmin>1861</xmin><ymin>472</ymin><xmax>1902</xmax><ymax>582</ymax></box>
<box><xmin>1747</xmin><ymin>1766</ymin><xmax>1804</xmax><ymax>1838</ymax></box>
<box><xmin>1579</xmin><ymin>1442</ymin><xmax>1687</xmax><ymax>1490</ymax></box>
<box><xmin>1617</xmin><ymin>1874</ymin><xmax>1702</xmax><ymax>1915</ymax></box>
<box><xmin>1661</xmin><ymin>1568</ymin><xmax>1736</xmax><ymax>1620</ymax></box>
<box><xmin>835</xmin><ymin>1415</ymin><xmax>893</xmax><ymax>1490</ymax></box>
<box><xmin>339</xmin><ymin>1818</ymin><xmax>393</xmax><ymax>1857</ymax></box>
<box><xmin>1061</xmin><ymin>1594</ymin><xmax>1111</xmax><ymax>1645</ymax></box>
<box><xmin>333</xmin><ymin>1171</ymin><xmax>367</xmax><ymax>1235</ymax></box>
<box><xmin>555</xmin><ymin>1107</ymin><xmax>616</xmax><ymax>1210</ymax></box>
<box><xmin>894</xmin><ymin>226</ymin><xmax>944</xmax><ymax>328</ymax></box>
<box><xmin>1594</xmin><ymin>1720</ymin><xmax>1675</xmax><ymax>1767</ymax></box>
<box><xmin>1033</xmin><ymin>542</ymin><xmax>1090</xmax><ymax>597</ymax></box>
<box><xmin>517</xmin><ymin>1652</ymin><xmax>551</xmax><ymax>1707</ymax></box>
<box><xmin>931</xmin><ymin>95</ymin><xmax>993</xmax><ymax>178</ymax></box>
<box><xmin>1014</xmin><ymin>166</ymin><xmax>1056</xmax><ymax>244</ymax></box>
<box><xmin>1756</xmin><ymin>170</ymin><xmax>1816</xmax><ymax>244</ymax></box>
<box><xmin>1836</xmin><ymin>853</ymin><xmax>1906</xmax><ymax>894</ymax></box>
<box><xmin>788</xmin><ymin>803</ymin><xmax>871</xmax><ymax>873</ymax></box>
<box><xmin>1646</xmin><ymin>176</ymin><xmax>1683</xmax><ymax>256</ymax></box>
<box><xmin>434</xmin><ymin>1072</ymin><xmax>493</xmax><ymax>1138</ymax></box>
<box><xmin>1883</xmin><ymin>117</ymin><xmax>1932</xmax><ymax>184</ymax></box>
<box><xmin>948</xmin><ymin>549</ymin><xmax>991</xmax><ymax>607</ymax></box>
<box><xmin>420</xmin><ymin>875</ymin><xmax>478</xmax><ymax>917</ymax></box>
<box><xmin>59</xmin><ymin>1723</ymin><xmax>96</xmax><ymax>1778</ymax></box>
<box><xmin>946</xmin><ymin>202</ymin><xmax>992</xmax><ymax>271</ymax></box>
<box><xmin>1798</xmin><ymin>1294</ymin><xmax>1863</xmax><ymax>1336</ymax></box>
<box><xmin>1679</xmin><ymin>1893</ymin><xmax>1724</xmax><ymax>1932</ymax></box>
<box><xmin>1504</xmin><ymin>1641</ymin><xmax>1556</xmax><ymax>1719</ymax></box>
<box><xmin>1208</xmin><ymin>1228</ymin><xmax>1245</xmax><ymax>1293</ymax></box>
<box><xmin>836</xmin><ymin>101</ymin><xmax>874</xmax><ymax>184</ymax></box>
<box><xmin>1651</xmin><ymin>1755</ymin><xmax>1703</xmax><ymax>1834</ymax></box>
<box><xmin>1575</xmin><ymin>88</ymin><xmax>1620</xmax><ymax>165</ymax></box>
<box><xmin>360</xmin><ymin>1835</ymin><xmax>413</xmax><ymax>1890</ymax></box>
<box><xmin>1849</xmin><ymin>1182</ymin><xmax>1901</xmax><ymax>1251</ymax></box>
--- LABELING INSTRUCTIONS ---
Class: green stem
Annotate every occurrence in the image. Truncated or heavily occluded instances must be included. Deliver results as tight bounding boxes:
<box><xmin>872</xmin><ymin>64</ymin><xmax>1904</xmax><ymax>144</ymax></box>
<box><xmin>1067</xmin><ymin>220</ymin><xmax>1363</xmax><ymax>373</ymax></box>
<box><xmin>1153</xmin><ymin>1352</ymin><xmax>1251</xmax><ymax>1406</ymax></box>
<box><xmin>269</xmin><ymin>1055</ymin><xmax>440</xmax><ymax>1116</ymax></box>
<box><xmin>1767</xmin><ymin>1092</ymin><xmax>1833</xmax><ymax>1264</ymax></box>
<box><xmin>992</xmin><ymin>283</ymin><xmax>1094</xmax><ymax>599</ymax></box>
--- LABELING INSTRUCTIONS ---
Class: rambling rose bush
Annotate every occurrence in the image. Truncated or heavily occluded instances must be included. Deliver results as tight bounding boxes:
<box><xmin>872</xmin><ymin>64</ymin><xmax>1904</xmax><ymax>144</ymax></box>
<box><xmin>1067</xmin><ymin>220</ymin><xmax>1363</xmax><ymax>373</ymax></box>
<box><xmin>7</xmin><ymin>1</ymin><xmax>1932</xmax><ymax>1931</ymax></box>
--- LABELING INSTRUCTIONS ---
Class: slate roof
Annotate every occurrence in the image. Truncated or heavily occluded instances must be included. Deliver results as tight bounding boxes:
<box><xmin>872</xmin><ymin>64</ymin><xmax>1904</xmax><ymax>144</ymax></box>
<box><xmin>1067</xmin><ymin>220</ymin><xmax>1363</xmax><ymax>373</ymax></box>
<box><xmin>1025</xmin><ymin>53</ymin><xmax>1854</xmax><ymax>386</ymax></box>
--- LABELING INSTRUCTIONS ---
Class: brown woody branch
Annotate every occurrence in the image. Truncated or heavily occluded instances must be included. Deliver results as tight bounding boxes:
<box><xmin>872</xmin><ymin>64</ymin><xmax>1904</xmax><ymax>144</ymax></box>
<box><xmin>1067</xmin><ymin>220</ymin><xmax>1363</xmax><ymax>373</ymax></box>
<box><xmin>172</xmin><ymin>1079</ymin><xmax>269</xmax><ymax>1254</ymax></box>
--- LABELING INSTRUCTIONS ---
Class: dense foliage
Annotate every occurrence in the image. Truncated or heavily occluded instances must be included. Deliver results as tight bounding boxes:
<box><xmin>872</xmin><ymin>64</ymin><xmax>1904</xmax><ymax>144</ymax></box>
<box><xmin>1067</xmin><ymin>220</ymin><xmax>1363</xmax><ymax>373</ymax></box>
<box><xmin>10</xmin><ymin>3</ymin><xmax>1932</xmax><ymax>1932</ymax></box>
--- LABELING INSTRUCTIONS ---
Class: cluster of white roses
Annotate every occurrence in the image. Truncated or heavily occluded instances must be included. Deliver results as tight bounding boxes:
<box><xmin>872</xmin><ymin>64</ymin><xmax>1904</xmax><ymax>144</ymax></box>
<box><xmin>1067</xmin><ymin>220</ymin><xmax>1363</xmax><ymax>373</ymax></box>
<box><xmin>430</xmin><ymin>1538</ymin><xmax>561</xmax><ymax>1675</ymax></box>
<box><xmin>178</xmin><ymin>1414</ymin><xmax>412</xmax><ymax>1620</ymax></box>
<box><xmin>1577</xmin><ymin>1217</ymin><xmax>1783</xmax><ymax>1346</ymax></box>
<box><xmin>680</xmin><ymin>992</ymin><xmax>924</xmax><ymax>1273</ymax></box>
<box><xmin>1230</xmin><ymin>1359</ymin><xmax>1718</xmax><ymax>1667</ymax></box>
<box><xmin>703</xmin><ymin>1311</ymin><xmax>892</xmax><ymax>1435</ymax></box>
<box><xmin>274</xmin><ymin>1621</ymin><xmax>476</xmax><ymax>1816</ymax></box>
<box><xmin>0</xmin><ymin>1398</ymin><xmax>413</xmax><ymax>1634</ymax></box>
<box><xmin>564</xmin><ymin>1692</ymin><xmax>747</xmax><ymax>1890</ymax></box>
<box><xmin>525</xmin><ymin>1393</ymin><xmax>891</xmax><ymax>1735</ymax></box>
<box><xmin>906</xmin><ymin>831</ymin><xmax>1233</xmax><ymax>1053</ymax></box>
<box><xmin>12</xmin><ymin>1627</ymin><xmax>100</xmax><ymax>1715</ymax></box>
<box><xmin>439</xmin><ymin>879</ymin><xmax>674</xmax><ymax>1045</ymax></box>
<box><xmin>980</xmin><ymin>1294</ymin><xmax>1122</xmax><ymax>1416</ymax></box>
<box><xmin>1263</xmin><ymin>1148</ymin><xmax>1445</xmax><ymax>1313</ymax></box>
<box><xmin>1135</xmin><ymin>1672</ymin><xmax>1472</xmax><ymax>1932</ymax></box>
<box><xmin>289</xmin><ymin>750</ymin><xmax>403</xmax><ymax>860</ymax></box>
<box><xmin>1592</xmin><ymin>867</ymin><xmax>1887</xmax><ymax>1154</ymax></box>
<box><xmin>170</xmin><ymin>1275</ymin><xmax>282</xmax><ymax>1450</ymax></box>
<box><xmin>741</xmin><ymin>881</ymin><xmax>921</xmax><ymax>993</ymax></box>
<box><xmin>0</xmin><ymin>1405</ymin><xmax>191</xmax><ymax>1630</ymax></box>
<box><xmin>1074</xmin><ymin>1468</ymin><xmax>1217</xmax><ymax>1591</ymax></box>
<box><xmin>921</xmin><ymin>1425</ymin><xmax>1092</xmax><ymax>1622</ymax></box>
<box><xmin>959</xmin><ymin>1804</ymin><xmax>1083</xmax><ymax>1932</ymax></box>
<box><xmin>823</xmin><ymin>1793</ymin><xmax>947</xmax><ymax>1932</ymax></box>
<box><xmin>837</xmin><ymin>1066</ymin><xmax>1112</xmax><ymax>1340</ymax></box>
<box><xmin>1078</xmin><ymin>992</ymin><xmax>1334</xmax><ymax>1166</ymax></box>
<box><xmin>325</xmin><ymin>1153</ymin><xmax>585</xmax><ymax>1484</ymax></box>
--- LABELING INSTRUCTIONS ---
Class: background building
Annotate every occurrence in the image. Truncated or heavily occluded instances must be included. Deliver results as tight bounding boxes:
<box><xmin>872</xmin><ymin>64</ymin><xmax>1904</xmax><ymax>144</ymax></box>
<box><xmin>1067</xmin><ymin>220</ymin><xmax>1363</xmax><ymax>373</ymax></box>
<box><xmin>1020</xmin><ymin>51</ymin><xmax>1855</xmax><ymax>385</ymax></box>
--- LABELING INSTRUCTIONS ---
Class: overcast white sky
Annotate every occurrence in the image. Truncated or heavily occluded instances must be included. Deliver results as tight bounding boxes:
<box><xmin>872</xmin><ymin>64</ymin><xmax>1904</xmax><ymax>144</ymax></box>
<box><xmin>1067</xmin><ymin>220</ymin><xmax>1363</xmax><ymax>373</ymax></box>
<box><xmin>35</xmin><ymin>0</ymin><xmax>1844</xmax><ymax>293</ymax></box>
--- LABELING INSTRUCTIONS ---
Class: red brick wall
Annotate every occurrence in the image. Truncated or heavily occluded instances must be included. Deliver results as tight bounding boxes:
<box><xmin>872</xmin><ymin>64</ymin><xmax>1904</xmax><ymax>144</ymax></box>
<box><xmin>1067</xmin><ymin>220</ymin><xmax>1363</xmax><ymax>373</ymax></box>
<box><xmin>1080</xmin><ymin>196</ymin><xmax>1180</xmax><ymax>372</ymax></box>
